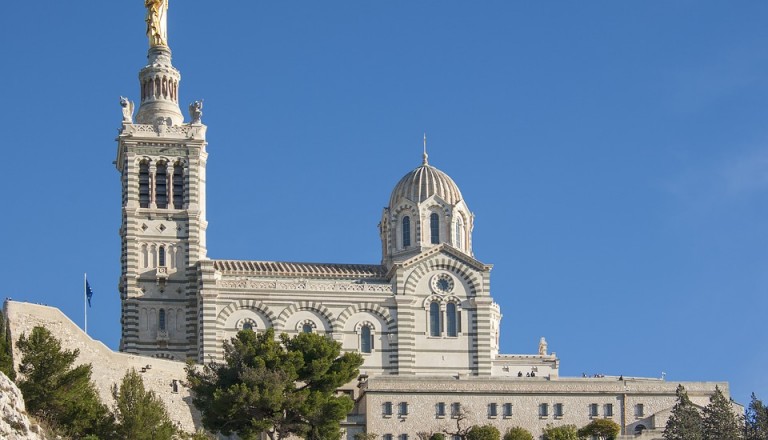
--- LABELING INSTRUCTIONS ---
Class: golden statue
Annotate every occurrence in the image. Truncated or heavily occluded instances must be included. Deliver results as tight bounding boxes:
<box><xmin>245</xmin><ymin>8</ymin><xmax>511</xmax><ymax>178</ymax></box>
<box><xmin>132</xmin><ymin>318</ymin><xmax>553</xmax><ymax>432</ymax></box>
<box><xmin>145</xmin><ymin>0</ymin><xmax>169</xmax><ymax>47</ymax></box>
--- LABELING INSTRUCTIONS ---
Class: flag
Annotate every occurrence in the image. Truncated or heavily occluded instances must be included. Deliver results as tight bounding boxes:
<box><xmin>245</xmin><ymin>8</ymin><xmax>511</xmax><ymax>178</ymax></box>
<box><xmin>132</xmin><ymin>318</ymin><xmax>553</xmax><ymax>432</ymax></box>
<box><xmin>86</xmin><ymin>279</ymin><xmax>94</xmax><ymax>307</ymax></box>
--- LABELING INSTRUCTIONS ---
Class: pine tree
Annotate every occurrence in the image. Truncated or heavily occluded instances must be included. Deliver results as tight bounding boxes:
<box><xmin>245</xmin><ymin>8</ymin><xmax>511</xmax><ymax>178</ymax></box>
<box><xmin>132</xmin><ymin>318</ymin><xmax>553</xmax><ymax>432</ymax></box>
<box><xmin>746</xmin><ymin>393</ymin><xmax>768</xmax><ymax>440</ymax></box>
<box><xmin>112</xmin><ymin>368</ymin><xmax>177</xmax><ymax>440</ymax></box>
<box><xmin>16</xmin><ymin>326</ymin><xmax>111</xmax><ymax>438</ymax></box>
<box><xmin>0</xmin><ymin>310</ymin><xmax>15</xmax><ymax>380</ymax></box>
<box><xmin>702</xmin><ymin>385</ymin><xmax>743</xmax><ymax>440</ymax></box>
<box><xmin>663</xmin><ymin>384</ymin><xmax>703</xmax><ymax>440</ymax></box>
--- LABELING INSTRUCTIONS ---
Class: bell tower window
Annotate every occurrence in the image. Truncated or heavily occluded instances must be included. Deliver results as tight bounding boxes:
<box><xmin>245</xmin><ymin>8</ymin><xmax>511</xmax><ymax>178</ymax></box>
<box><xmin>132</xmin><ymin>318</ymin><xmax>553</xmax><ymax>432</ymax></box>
<box><xmin>430</xmin><ymin>213</ymin><xmax>440</xmax><ymax>244</ymax></box>
<box><xmin>156</xmin><ymin>162</ymin><xmax>168</xmax><ymax>209</ymax></box>
<box><xmin>402</xmin><ymin>216</ymin><xmax>411</xmax><ymax>248</ymax></box>
<box><xmin>158</xmin><ymin>246</ymin><xmax>166</xmax><ymax>267</ymax></box>
<box><xmin>172</xmin><ymin>165</ymin><xmax>184</xmax><ymax>209</ymax></box>
<box><xmin>159</xmin><ymin>309</ymin><xmax>166</xmax><ymax>331</ymax></box>
<box><xmin>139</xmin><ymin>162</ymin><xmax>150</xmax><ymax>208</ymax></box>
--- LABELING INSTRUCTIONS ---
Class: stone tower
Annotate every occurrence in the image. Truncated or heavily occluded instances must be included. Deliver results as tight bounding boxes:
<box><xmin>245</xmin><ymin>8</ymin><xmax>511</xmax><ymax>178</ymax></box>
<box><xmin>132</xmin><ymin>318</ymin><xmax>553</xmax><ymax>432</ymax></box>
<box><xmin>115</xmin><ymin>2</ymin><xmax>207</xmax><ymax>361</ymax></box>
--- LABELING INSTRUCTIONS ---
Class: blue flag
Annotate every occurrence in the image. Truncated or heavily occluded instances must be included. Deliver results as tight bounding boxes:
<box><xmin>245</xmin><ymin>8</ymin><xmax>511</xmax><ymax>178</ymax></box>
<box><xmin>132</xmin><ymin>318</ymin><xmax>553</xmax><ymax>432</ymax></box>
<box><xmin>86</xmin><ymin>279</ymin><xmax>94</xmax><ymax>307</ymax></box>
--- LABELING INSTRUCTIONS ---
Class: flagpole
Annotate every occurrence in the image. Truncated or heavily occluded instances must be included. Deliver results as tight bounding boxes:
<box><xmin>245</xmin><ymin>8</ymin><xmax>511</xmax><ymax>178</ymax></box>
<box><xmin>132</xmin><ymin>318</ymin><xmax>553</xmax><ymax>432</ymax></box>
<box><xmin>84</xmin><ymin>273</ymin><xmax>88</xmax><ymax>335</ymax></box>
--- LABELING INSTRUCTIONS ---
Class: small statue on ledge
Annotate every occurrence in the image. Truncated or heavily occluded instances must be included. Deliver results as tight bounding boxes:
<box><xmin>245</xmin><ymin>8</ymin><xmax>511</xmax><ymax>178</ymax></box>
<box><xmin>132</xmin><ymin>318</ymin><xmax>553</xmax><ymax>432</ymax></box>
<box><xmin>189</xmin><ymin>100</ymin><xmax>203</xmax><ymax>124</ymax></box>
<box><xmin>119</xmin><ymin>96</ymin><xmax>134</xmax><ymax>123</ymax></box>
<box><xmin>538</xmin><ymin>337</ymin><xmax>548</xmax><ymax>356</ymax></box>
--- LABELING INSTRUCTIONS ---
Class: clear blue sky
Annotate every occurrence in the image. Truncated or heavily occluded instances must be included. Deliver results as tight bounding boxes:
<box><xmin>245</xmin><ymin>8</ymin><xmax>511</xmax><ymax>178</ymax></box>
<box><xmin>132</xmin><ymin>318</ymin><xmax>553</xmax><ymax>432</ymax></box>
<box><xmin>0</xmin><ymin>1</ymin><xmax>766</xmax><ymax>406</ymax></box>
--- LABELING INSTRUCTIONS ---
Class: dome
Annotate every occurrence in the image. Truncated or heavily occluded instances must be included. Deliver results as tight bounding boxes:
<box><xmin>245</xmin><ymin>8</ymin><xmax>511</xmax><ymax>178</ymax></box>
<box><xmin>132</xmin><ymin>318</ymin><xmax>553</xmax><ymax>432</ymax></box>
<box><xmin>389</xmin><ymin>155</ymin><xmax>464</xmax><ymax>207</ymax></box>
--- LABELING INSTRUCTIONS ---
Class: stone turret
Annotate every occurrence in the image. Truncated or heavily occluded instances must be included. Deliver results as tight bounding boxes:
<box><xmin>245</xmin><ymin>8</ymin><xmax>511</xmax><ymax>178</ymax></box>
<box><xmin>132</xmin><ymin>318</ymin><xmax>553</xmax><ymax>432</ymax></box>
<box><xmin>134</xmin><ymin>45</ymin><xmax>184</xmax><ymax>125</ymax></box>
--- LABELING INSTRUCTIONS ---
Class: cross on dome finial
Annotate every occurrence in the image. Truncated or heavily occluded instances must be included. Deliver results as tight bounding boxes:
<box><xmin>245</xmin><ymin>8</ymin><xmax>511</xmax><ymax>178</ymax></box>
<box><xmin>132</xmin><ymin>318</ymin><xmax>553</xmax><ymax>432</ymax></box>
<box><xmin>422</xmin><ymin>132</ymin><xmax>429</xmax><ymax>165</ymax></box>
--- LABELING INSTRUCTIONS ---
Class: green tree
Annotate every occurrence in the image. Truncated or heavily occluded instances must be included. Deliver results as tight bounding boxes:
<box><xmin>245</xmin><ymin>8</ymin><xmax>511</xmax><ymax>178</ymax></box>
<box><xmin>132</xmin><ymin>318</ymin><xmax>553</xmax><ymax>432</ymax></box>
<box><xmin>16</xmin><ymin>326</ymin><xmax>110</xmax><ymax>438</ymax></box>
<box><xmin>577</xmin><ymin>419</ymin><xmax>620</xmax><ymax>440</ymax></box>
<box><xmin>111</xmin><ymin>368</ymin><xmax>177</xmax><ymax>440</ymax></box>
<box><xmin>0</xmin><ymin>310</ymin><xmax>15</xmax><ymax>380</ymax></box>
<box><xmin>542</xmin><ymin>424</ymin><xmax>579</xmax><ymax>440</ymax></box>
<box><xmin>430</xmin><ymin>433</ymin><xmax>446</xmax><ymax>440</ymax></box>
<box><xmin>354</xmin><ymin>433</ymin><xmax>379</xmax><ymax>440</ymax></box>
<box><xmin>504</xmin><ymin>427</ymin><xmax>534</xmax><ymax>440</ymax></box>
<box><xmin>702</xmin><ymin>385</ymin><xmax>743</xmax><ymax>440</ymax></box>
<box><xmin>663</xmin><ymin>384</ymin><xmax>703</xmax><ymax>440</ymax></box>
<box><xmin>746</xmin><ymin>393</ymin><xmax>768</xmax><ymax>440</ymax></box>
<box><xmin>467</xmin><ymin>424</ymin><xmax>501</xmax><ymax>440</ymax></box>
<box><xmin>186</xmin><ymin>328</ymin><xmax>363</xmax><ymax>440</ymax></box>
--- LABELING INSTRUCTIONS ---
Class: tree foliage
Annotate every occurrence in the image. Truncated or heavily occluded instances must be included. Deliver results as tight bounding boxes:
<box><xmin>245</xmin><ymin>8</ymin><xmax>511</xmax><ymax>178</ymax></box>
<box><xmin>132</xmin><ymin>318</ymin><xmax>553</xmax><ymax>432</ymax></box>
<box><xmin>16</xmin><ymin>326</ymin><xmax>110</xmax><ymax>438</ymax></box>
<box><xmin>503</xmin><ymin>426</ymin><xmax>534</xmax><ymax>440</ymax></box>
<box><xmin>746</xmin><ymin>393</ymin><xmax>768</xmax><ymax>440</ymax></box>
<box><xmin>577</xmin><ymin>419</ymin><xmax>620</xmax><ymax>440</ymax></box>
<box><xmin>542</xmin><ymin>424</ymin><xmax>579</xmax><ymax>440</ymax></box>
<box><xmin>186</xmin><ymin>328</ymin><xmax>363</xmax><ymax>440</ymax></box>
<box><xmin>467</xmin><ymin>424</ymin><xmax>501</xmax><ymax>440</ymax></box>
<box><xmin>701</xmin><ymin>385</ymin><xmax>743</xmax><ymax>440</ymax></box>
<box><xmin>664</xmin><ymin>385</ymin><xmax>703</xmax><ymax>440</ymax></box>
<box><xmin>111</xmin><ymin>368</ymin><xmax>177</xmax><ymax>440</ymax></box>
<box><xmin>0</xmin><ymin>310</ymin><xmax>15</xmax><ymax>380</ymax></box>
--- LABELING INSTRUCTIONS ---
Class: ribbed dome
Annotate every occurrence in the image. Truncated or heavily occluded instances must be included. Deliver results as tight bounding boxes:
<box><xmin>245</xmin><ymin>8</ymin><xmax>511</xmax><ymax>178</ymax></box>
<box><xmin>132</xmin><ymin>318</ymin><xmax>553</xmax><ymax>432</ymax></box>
<box><xmin>389</xmin><ymin>160</ymin><xmax>463</xmax><ymax>207</ymax></box>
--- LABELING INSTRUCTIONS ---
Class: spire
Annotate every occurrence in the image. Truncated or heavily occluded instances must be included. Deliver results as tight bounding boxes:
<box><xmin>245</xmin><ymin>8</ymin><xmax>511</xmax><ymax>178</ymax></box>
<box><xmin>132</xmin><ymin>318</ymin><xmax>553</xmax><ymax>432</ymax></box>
<box><xmin>135</xmin><ymin>0</ymin><xmax>184</xmax><ymax>125</ymax></box>
<box><xmin>422</xmin><ymin>132</ymin><xmax>429</xmax><ymax>166</ymax></box>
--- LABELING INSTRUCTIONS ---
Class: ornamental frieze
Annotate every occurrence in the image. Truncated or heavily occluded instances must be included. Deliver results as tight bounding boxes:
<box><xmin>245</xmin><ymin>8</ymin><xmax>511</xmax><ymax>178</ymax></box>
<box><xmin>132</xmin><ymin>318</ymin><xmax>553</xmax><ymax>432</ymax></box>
<box><xmin>217</xmin><ymin>279</ymin><xmax>392</xmax><ymax>293</ymax></box>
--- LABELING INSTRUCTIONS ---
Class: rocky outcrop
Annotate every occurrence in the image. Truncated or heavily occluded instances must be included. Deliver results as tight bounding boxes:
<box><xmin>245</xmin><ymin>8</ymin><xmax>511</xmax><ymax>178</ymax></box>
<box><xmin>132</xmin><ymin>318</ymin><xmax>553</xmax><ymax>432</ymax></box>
<box><xmin>0</xmin><ymin>371</ymin><xmax>46</xmax><ymax>440</ymax></box>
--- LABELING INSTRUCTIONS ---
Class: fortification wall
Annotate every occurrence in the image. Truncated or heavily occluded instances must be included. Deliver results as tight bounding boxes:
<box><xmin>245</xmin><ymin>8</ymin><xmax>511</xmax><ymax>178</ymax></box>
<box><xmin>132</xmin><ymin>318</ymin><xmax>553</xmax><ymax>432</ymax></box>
<box><xmin>4</xmin><ymin>301</ymin><xmax>200</xmax><ymax>433</ymax></box>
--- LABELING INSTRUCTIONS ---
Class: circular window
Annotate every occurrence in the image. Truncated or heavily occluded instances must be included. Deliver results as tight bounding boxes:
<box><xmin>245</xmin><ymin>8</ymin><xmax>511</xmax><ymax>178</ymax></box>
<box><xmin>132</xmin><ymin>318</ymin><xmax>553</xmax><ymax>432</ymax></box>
<box><xmin>430</xmin><ymin>273</ymin><xmax>455</xmax><ymax>294</ymax></box>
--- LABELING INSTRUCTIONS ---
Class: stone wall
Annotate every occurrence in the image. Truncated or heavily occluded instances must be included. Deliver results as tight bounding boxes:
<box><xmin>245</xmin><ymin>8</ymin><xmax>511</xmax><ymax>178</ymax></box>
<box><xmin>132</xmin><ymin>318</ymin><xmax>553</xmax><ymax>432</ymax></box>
<box><xmin>4</xmin><ymin>301</ymin><xmax>200</xmax><ymax>434</ymax></box>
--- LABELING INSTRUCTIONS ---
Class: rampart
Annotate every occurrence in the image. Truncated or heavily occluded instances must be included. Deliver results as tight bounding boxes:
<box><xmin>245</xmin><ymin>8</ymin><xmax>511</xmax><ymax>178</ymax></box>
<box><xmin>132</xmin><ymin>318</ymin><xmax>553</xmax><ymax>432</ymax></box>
<box><xmin>3</xmin><ymin>301</ymin><xmax>200</xmax><ymax>433</ymax></box>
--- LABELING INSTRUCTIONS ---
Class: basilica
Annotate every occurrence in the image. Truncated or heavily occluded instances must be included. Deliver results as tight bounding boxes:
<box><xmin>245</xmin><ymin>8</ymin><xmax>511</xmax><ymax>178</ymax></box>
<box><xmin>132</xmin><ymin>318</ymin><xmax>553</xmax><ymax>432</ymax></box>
<box><xmin>112</xmin><ymin>3</ymin><xmax>730</xmax><ymax>438</ymax></box>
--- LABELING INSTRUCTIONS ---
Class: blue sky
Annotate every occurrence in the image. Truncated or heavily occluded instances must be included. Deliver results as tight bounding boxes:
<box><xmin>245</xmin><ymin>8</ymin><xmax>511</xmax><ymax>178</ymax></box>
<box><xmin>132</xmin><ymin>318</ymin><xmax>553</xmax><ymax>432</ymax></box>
<box><xmin>0</xmin><ymin>2</ymin><xmax>766</xmax><ymax>406</ymax></box>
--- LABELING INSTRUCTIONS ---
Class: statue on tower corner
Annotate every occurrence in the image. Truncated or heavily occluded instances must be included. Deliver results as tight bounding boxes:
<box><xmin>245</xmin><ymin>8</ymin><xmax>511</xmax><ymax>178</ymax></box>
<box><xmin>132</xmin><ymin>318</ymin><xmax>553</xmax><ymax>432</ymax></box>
<box><xmin>538</xmin><ymin>337</ymin><xmax>548</xmax><ymax>356</ymax></box>
<box><xmin>120</xmin><ymin>96</ymin><xmax>134</xmax><ymax>123</ymax></box>
<box><xmin>145</xmin><ymin>0</ymin><xmax>169</xmax><ymax>47</ymax></box>
<box><xmin>189</xmin><ymin>100</ymin><xmax>203</xmax><ymax>124</ymax></box>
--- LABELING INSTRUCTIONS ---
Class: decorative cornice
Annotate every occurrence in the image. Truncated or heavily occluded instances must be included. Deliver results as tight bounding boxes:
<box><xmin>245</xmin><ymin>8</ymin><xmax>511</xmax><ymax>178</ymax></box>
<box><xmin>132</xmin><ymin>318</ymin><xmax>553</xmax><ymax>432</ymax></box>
<box><xmin>212</xmin><ymin>259</ymin><xmax>388</xmax><ymax>280</ymax></box>
<box><xmin>397</xmin><ymin>244</ymin><xmax>491</xmax><ymax>273</ymax></box>
<box><xmin>216</xmin><ymin>278</ymin><xmax>393</xmax><ymax>293</ymax></box>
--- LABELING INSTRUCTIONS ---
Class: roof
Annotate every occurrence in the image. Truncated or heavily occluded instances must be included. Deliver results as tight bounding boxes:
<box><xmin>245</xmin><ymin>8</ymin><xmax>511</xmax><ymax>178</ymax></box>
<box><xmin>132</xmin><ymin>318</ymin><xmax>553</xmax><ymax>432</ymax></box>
<box><xmin>212</xmin><ymin>260</ymin><xmax>388</xmax><ymax>280</ymax></box>
<box><xmin>389</xmin><ymin>161</ymin><xmax>464</xmax><ymax>207</ymax></box>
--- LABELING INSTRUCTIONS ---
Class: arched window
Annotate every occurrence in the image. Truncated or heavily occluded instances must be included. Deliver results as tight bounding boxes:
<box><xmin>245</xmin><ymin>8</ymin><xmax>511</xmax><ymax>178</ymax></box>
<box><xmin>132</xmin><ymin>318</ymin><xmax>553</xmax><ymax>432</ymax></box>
<box><xmin>155</xmin><ymin>162</ymin><xmax>168</xmax><ymax>209</ymax></box>
<box><xmin>360</xmin><ymin>325</ymin><xmax>372</xmax><ymax>353</ymax></box>
<box><xmin>430</xmin><ymin>213</ymin><xmax>440</xmax><ymax>244</ymax></box>
<box><xmin>158</xmin><ymin>246</ymin><xmax>166</xmax><ymax>267</ymax></box>
<box><xmin>302</xmin><ymin>323</ymin><xmax>313</xmax><ymax>334</ymax></box>
<box><xmin>243</xmin><ymin>322</ymin><xmax>253</xmax><ymax>331</ymax></box>
<box><xmin>455</xmin><ymin>217</ymin><xmax>464</xmax><ymax>250</ymax></box>
<box><xmin>139</xmin><ymin>162</ymin><xmax>150</xmax><ymax>208</ymax></box>
<box><xmin>158</xmin><ymin>309</ymin><xmax>166</xmax><ymax>331</ymax></box>
<box><xmin>172</xmin><ymin>165</ymin><xmax>184</xmax><ymax>209</ymax></box>
<box><xmin>446</xmin><ymin>302</ymin><xmax>458</xmax><ymax>337</ymax></box>
<box><xmin>402</xmin><ymin>216</ymin><xmax>411</xmax><ymax>248</ymax></box>
<box><xmin>429</xmin><ymin>301</ymin><xmax>441</xmax><ymax>336</ymax></box>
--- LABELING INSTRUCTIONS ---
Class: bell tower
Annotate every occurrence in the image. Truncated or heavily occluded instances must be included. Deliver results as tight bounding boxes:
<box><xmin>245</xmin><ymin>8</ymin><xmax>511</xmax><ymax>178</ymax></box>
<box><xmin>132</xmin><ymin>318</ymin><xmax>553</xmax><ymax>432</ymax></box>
<box><xmin>115</xmin><ymin>0</ymin><xmax>207</xmax><ymax>361</ymax></box>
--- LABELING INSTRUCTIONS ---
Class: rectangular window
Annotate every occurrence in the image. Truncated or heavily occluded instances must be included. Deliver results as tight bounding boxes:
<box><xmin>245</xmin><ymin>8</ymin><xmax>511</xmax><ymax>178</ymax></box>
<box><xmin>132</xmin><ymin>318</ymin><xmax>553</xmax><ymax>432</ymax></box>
<box><xmin>172</xmin><ymin>168</ymin><xmax>184</xmax><ymax>209</ymax></box>
<box><xmin>383</xmin><ymin>402</ymin><xmax>392</xmax><ymax>416</ymax></box>
<box><xmin>383</xmin><ymin>435</ymin><xmax>393</xmax><ymax>440</ymax></box>
<box><xmin>398</xmin><ymin>402</ymin><xmax>408</xmax><ymax>416</ymax></box>
<box><xmin>399</xmin><ymin>435</ymin><xmax>408</xmax><ymax>440</ymax></box>
<box><xmin>539</xmin><ymin>403</ymin><xmax>549</xmax><ymax>417</ymax></box>
<box><xmin>589</xmin><ymin>403</ymin><xmax>598</xmax><ymax>417</ymax></box>
<box><xmin>636</xmin><ymin>403</ymin><xmax>644</xmax><ymax>417</ymax></box>
<box><xmin>436</xmin><ymin>402</ymin><xmax>446</xmax><ymax>417</ymax></box>
<box><xmin>503</xmin><ymin>403</ymin><xmax>513</xmax><ymax>417</ymax></box>
<box><xmin>488</xmin><ymin>403</ymin><xmax>498</xmax><ymax>417</ymax></box>
<box><xmin>554</xmin><ymin>403</ymin><xmax>564</xmax><ymax>417</ymax></box>
<box><xmin>451</xmin><ymin>402</ymin><xmax>461</xmax><ymax>417</ymax></box>
<box><xmin>605</xmin><ymin>403</ymin><xmax>614</xmax><ymax>417</ymax></box>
